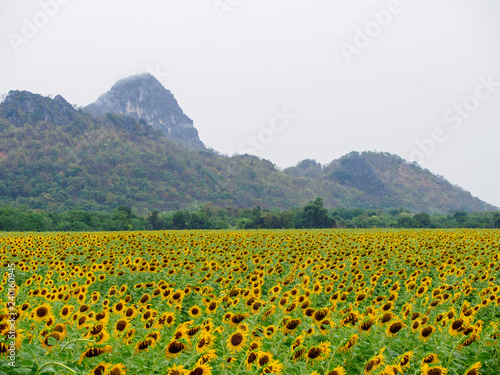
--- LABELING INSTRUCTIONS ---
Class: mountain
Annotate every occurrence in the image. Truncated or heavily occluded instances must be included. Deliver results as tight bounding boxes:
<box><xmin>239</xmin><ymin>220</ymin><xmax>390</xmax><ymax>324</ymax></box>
<box><xmin>0</xmin><ymin>89</ymin><xmax>496</xmax><ymax>214</ymax></box>
<box><xmin>85</xmin><ymin>73</ymin><xmax>205</xmax><ymax>150</ymax></box>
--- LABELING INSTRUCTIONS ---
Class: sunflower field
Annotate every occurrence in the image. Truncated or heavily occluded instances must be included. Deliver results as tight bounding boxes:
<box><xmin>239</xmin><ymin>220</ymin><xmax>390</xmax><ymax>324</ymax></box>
<box><xmin>1</xmin><ymin>229</ymin><xmax>500</xmax><ymax>375</ymax></box>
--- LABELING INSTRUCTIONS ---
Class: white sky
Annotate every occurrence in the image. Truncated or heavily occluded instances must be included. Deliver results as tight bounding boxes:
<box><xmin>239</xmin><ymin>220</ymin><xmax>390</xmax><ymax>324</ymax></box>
<box><xmin>1</xmin><ymin>0</ymin><xmax>500</xmax><ymax>207</ymax></box>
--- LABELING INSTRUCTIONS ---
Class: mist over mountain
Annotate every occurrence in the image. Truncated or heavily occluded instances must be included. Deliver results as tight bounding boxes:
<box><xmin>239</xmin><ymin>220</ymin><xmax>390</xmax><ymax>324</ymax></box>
<box><xmin>0</xmin><ymin>76</ymin><xmax>496</xmax><ymax>214</ymax></box>
<box><xmin>85</xmin><ymin>73</ymin><xmax>205</xmax><ymax>151</ymax></box>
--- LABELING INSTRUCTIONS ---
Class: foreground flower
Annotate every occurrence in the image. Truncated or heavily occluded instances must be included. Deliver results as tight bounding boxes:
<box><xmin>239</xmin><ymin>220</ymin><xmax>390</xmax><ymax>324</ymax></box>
<box><xmin>327</xmin><ymin>366</ymin><xmax>346</xmax><ymax>375</ymax></box>
<box><xmin>108</xmin><ymin>363</ymin><xmax>126</xmax><ymax>375</ymax></box>
<box><xmin>422</xmin><ymin>365</ymin><xmax>448</xmax><ymax>375</ymax></box>
<box><xmin>364</xmin><ymin>347</ymin><xmax>385</xmax><ymax>374</ymax></box>
<box><xmin>87</xmin><ymin>361</ymin><xmax>111</xmax><ymax>375</ymax></box>
<box><xmin>188</xmin><ymin>363</ymin><xmax>211</xmax><ymax>375</ymax></box>
<box><xmin>227</xmin><ymin>329</ymin><xmax>247</xmax><ymax>353</ymax></box>
<box><xmin>79</xmin><ymin>345</ymin><xmax>112</xmax><ymax>363</ymax></box>
<box><xmin>339</xmin><ymin>334</ymin><xmax>359</xmax><ymax>352</ymax></box>
<box><xmin>463</xmin><ymin>362</ymin><xmax>481</xmax><ymax>375</ymax></box>
<box><xmin>166</xmin><ymin>364</ymin><xmax>188</xmax><ymax>375</ymax></box>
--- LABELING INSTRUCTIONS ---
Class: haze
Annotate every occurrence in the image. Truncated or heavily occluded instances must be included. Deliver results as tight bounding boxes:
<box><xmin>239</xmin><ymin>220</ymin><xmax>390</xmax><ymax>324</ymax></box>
<box><xmin>1</xmin><ymin>0</ymin><xmax>499</xmax><ymax>206</ymax></box>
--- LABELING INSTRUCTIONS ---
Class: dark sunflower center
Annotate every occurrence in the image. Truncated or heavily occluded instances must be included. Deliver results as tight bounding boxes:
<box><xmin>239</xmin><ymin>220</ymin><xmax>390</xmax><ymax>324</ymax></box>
<box><xmin>116</xmin><ymin>320</ymin><xmax>127</xmax><ymax>331</ymax></box>
<box><xmin>231</xmin><ymin>333</ymin><xmax>243</xmax><ymax>346</ymax></box>
<box><xmin>390</xmin><ymin>323</ymin><xmax>402</xmax><ymax>333</ymax></box>
<box><xmin>365</xmin><ymin>360</ymin><xmax>375</xmax><ymax>371</ymax></box>
<box><xmin>232</xmin><ymin>315</ymin><xmax>245</xmax><ymax>324</ymax></box>
<box><xmin>36</xmin><ymin>306</ymin><xmax>48</xmax><ymax>317</ymax></box>
<box><xmin>258</xmin><ymin>355</ymin><xmax>270</xmax><ymax>366</ymax></box>
<box><xmin>422</xmin><ymin>327</ymin><xmax>433</xmax><ymax>337</ymax></box>
<box><xmin>307</xmin><ymin>347</ymin><xmax>322</xmax><ymax>359</ymax></box>
<box><xmin>428</xmin><ymin>369</ymin><xmax>442</xmax><ymax>375</ymax></box>
<box><xmin>91</xmin><ymin>324</ymin><xmax>104</xmax><ymax>335</ymax></box>
<box><xmin>168</xmin><ymin>341</ymin><xmax>184</xmax><ymax>354</ymax></box>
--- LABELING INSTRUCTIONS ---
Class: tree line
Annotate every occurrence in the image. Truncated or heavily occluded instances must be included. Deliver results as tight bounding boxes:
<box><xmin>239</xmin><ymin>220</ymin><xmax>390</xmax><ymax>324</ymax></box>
<box><xmin>1</xmin><ymin>198</ymin><xmax>499</xmax><ymax>232</ymax></box>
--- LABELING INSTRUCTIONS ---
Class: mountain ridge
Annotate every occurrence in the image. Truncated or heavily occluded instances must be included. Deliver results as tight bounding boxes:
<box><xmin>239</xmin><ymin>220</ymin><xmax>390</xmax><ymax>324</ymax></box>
<box><xmin>0</xmin><ymin>83</ymin><xmax>496</xmax><ymax>214</ymax></box>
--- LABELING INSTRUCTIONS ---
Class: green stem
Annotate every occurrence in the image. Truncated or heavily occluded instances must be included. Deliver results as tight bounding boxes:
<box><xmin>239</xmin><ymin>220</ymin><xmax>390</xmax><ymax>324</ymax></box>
<box><xmin>149</xmin><ymin>341</ymin><xmax>173</xmax><ymax>375</ymax></box>
<box><xmin>58</xmin><ymin>339</ymin><xmax>94</xmax><ymax>355</ymax></box>
<box><xmin>184</xmin><ymin>353</ymin><xmax>200</xmax><ymax>368</ymax></box>
<box><xmin>27</xmin><ymin>351</ymin><xmax>40</xmax><ymax>372</ymax></box>
<box><xmin>35</xmin><ymin>362</ymin><xmax>76</xmax><ymax>375</ymax></box>
<box><xmin>474</xmin><ymin>337</ymin><xmax>486</xmax><ymax>362</ymax></box>
<box><xmin>234</xmin><ymin>349</ymin><xmax>250</xmax><ymax>375</ymax></box>
<box><xmin>446</xmin><ymin>340</ymin><xmax>461</xmax><ymax>367</ymax></box>
<box><xmin>329</xmin><ymin>337</ymin><xmax>348</xmax><ymax>369</ymax></box>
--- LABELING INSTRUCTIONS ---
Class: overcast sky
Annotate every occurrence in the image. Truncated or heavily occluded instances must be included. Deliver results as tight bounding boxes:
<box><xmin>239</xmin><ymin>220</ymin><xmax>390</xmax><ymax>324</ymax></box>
<box><xmin>1</xmin><ymin>0</ymin><xmax>500</xmax><ymax>207</ymax></box>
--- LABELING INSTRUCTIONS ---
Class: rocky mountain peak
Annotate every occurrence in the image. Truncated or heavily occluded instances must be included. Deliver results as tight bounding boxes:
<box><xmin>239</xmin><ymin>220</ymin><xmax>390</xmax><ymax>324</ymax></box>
<box><xmin>85</xmin><ymin>73</ymin><xmax>205</xmax><ymax>150</ymax></box>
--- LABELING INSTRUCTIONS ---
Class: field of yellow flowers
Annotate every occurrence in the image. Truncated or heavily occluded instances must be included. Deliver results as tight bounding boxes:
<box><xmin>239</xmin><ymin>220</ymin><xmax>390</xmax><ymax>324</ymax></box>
<box><xmin>1</xmin><ymin>229</ymin><xmax>500</xmax><ymax>375</ymax></box>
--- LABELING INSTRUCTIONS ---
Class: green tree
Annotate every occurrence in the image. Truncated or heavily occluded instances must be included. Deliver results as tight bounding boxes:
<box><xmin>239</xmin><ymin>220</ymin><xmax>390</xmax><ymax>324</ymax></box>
<box><xmin>413</xmin><ymin>212</ymin><xmax>431</xmax><ymax>228</ymax></box>
<box><xmin>297</xmin><ymin>197</ymin><xmax>331</xmax><ymax>228</ymax></box>
<box><xmin>493</xmin><ymin>212</ymin><xmax>500</xmax><ymax>229</ymax></box>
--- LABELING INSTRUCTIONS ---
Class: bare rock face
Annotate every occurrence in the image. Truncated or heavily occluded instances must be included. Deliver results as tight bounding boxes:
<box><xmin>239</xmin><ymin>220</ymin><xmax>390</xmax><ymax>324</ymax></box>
<box><xmin>85</xmin><ymin>73</ymin><xmax>205</xmax><ymax>151</ymax></box>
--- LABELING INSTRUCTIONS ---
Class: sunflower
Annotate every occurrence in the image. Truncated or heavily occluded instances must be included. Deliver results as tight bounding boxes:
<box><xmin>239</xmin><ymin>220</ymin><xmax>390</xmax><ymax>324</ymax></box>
<box><xmin>422</xmin><ymin>353</ymin><xmax>439</xmax><ymax>365</ymax></box>
<box><xmin>386</xmin><ymin>321</ymin><xmax>405</xmax><ymax>337</ymax></box>
<box><xmin>256</xmin><ymin>351</ymin><xmax>274</xmax><ymax>367</ymax></box>
<box><xmin>422</xmin><ymin>365</ymin><xmax>448</xmax><ymax>375</ymax></box>
<box><xmin>197</xmin><ymin>349</ymin><xmax>218</xmax><ymax>365</ymax></box>
<box><xmin>262</xmin><ymin>360</ymin><xmax>284</xmax><ymax>374</ymax></box>
<box><xmin>87</xmin><ymin>361</ymin><xmax>112</xmax><ymax>375</ymax></box>
<box><xmin>364</xmin><ymin>347</ymin><xmax>385</xmax><ymax>374</ymax></box>
<box><xmin>420</xmin><ymin>325</ymin><xmax>436</xmax><ymax>342</ymax></box>
<box><xmin>165</xmin><ymin>340</ymin><xmax>186</xmax><ymax>359</ymax></box>
<box><xmin>395</xmin><ymin>351</ymin><xmax>413</xmax><ymax>370</ymax></box>
<box><xmin>339</xmin><ymin>334</ymin><xmax>359</xmax><ymax>352</ymax></box>
<box><xmin>122</xmin><ymin>328</ymin><xmax>136</xmax><ymax>344</ymax></box>
<box><xmin>458</xmin><ymin>334</ymin><xmax>478</xmax><ymax>350</ymax></box>
<box><xmin>229</xmin><ymin>314</ymin><xmax>246</xmax><ymax>327</ymax></box>
<box><xmin>196</xmin><ymin>333</ymin><xmax>215</xmax><ymax>353</ymax></box>
<box><xmin>95</xmin><ymin>311</ymin><xmax>110</xmax><ymax>325</ymax></box>
<box><xmin>40</xmin><ymin>332</ymin><xmax>62</xmax><ymax>351</ymax></box>
<box><xmin>51</xmin><ymin>323</ymin><xmax>67</xmax><ymax>340</ymax></box>
<box><xmin>166</xmin><ymin>365</ymin><xmax>188</xmax><ymax>375</ymax></box>
<box><xmin>305</xmin><ymin>346</ymin><xmax>324</xmax><ymax>363</ymax></box>
<box><xmin>449</xmin><ymin>319</ymin><xmax>465</xmax><ymax>336</ymax></box>
<box><xmin>134</xmin><ymin>338</ymin><xmax>154</xmax><ymax>354</ymax></box>
<box><xmin>359</xmin><ymin>318</ymin><xmax>375</xmax><ymax>334</ymax></box>
<box><xmin>32</xmin><ymin>304</ymin><xmax>53</xmax><ymax>322</ymax></box>
<box><xmin>245</xmin><ymin>351</ymin><xmax>259</xmax><ymax>370</ymax></box>
<box><xmin>381</xmin><ymin>365</ymin><xmax>400</xmax><ymax>375</ymax></box>
<box><xmin>189</xmin><ymin>305</ymin><xmax>202</xmax><ymax>319</ymax></box>
<box><xmin>283</xmin><ymin>319</ymin><xmax>301</xmax><ymax>334</ymax></box>
<box><xmin>77</xmin><ymin>314</ymin><xmax>89</xmax><ymax>330</ymax></box>
<box><xmin>123</xmin><ymin>306</ymin><xmax>137</xmax><ymax>321</ymax></box>
<box><xmin>206</xmin><ymin>301</ymin><xmax>218</xmax><ymax>315</ymax></box>
<box><xmin>264</xmin><ymin>325</ymin><xmax>277</xmax><ymax>338</ymax></box>
<box><xmin>78</xmin><ymin>345</ymin><xmax>112</xmax><ymax>364</ymax></box>
<box><xmin>108</xmin><ymin>363</ymin><xmax>127</xmax><ymax>375</ymax></box>
<box><xmin>327</xmin><ymin>367</ymin><xmax>346</xmax><ymax>375</ymax></box>
<box><xmin>463</xmin><ymin>362</ymin><xmax>481</xmax><ymax>375</ymax></box>
<box><xmin>227</xmin><ymin>329</ymin><xmax>247</xmax><ymax>353</ymax></box>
